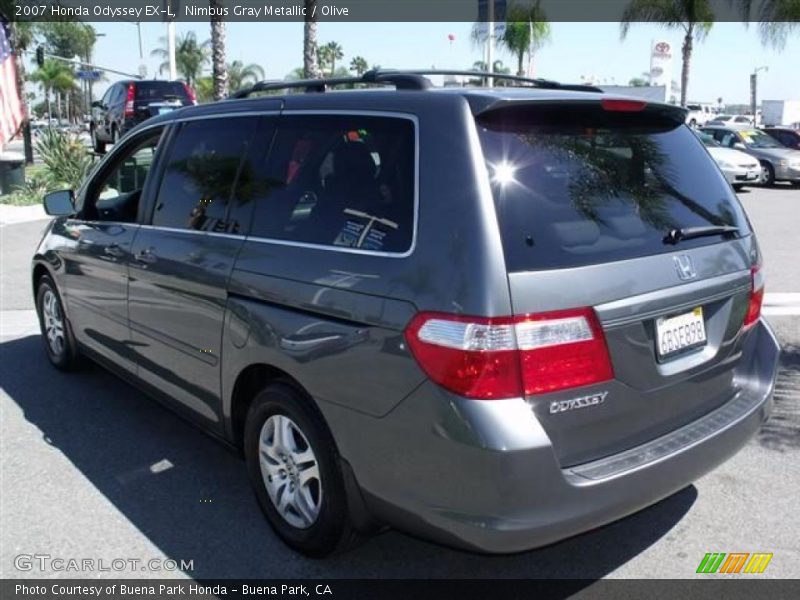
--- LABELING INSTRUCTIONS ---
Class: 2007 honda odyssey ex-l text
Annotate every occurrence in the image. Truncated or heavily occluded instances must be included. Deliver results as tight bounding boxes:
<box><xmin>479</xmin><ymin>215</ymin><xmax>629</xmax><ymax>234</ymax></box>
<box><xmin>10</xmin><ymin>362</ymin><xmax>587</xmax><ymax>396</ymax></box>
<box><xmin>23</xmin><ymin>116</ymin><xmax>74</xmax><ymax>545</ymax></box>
<box><xmin>32</xmin><ymin>70</ymin><xmax>781</xmax><ymax>557</ymax></box>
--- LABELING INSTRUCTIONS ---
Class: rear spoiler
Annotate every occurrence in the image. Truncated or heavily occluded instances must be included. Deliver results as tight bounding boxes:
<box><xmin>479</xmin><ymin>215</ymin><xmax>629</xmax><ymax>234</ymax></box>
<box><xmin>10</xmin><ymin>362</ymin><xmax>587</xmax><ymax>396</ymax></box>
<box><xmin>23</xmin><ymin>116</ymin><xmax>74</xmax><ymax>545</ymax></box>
<box><xmin>474</xmin><ymin>98</ymin><xmax>689</xmax><ymax>125</ymax></box>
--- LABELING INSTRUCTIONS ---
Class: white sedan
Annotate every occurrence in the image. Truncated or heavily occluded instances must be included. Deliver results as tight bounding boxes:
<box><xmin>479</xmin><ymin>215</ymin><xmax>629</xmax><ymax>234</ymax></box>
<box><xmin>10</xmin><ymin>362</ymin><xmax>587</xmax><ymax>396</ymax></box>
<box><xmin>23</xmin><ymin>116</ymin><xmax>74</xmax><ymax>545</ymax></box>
<box><xmin>696</xmin><ymin>130</ymin><xmax>760</xmax><ymax>190</ymax></box>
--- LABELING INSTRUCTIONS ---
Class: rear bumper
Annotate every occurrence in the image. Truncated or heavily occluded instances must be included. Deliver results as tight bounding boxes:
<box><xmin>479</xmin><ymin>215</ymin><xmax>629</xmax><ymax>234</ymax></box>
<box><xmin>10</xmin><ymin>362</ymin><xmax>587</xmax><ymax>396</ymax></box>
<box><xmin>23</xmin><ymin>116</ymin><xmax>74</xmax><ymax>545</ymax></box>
<box><xmin>326</xmin><ymin>318</ymin><xmax>780</xmax><ymax>553</ymax></box>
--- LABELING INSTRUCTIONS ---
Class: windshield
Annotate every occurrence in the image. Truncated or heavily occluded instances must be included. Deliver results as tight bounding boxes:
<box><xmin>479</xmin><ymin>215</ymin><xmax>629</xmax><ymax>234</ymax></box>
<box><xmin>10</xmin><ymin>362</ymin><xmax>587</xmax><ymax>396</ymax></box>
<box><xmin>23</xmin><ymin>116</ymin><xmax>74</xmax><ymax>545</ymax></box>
<box><xmin>739</xmin><ymin>130</ymin><xmax>783</xmax><ymax>148</ymax></box>
<box><xmin>476</xmin><ymin>103</ymin><xmax>750</xmax><ymax>271</ymax></box>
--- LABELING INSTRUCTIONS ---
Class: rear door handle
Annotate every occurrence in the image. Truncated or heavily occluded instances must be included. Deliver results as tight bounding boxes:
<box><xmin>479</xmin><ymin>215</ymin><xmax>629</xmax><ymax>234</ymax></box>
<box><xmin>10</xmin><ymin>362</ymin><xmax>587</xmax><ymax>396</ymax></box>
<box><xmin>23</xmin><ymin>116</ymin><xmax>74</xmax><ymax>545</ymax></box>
<box><xmin>133</xmin><ymin>247</ymin><xmax>157</xmax><ymax>264</ymax></box>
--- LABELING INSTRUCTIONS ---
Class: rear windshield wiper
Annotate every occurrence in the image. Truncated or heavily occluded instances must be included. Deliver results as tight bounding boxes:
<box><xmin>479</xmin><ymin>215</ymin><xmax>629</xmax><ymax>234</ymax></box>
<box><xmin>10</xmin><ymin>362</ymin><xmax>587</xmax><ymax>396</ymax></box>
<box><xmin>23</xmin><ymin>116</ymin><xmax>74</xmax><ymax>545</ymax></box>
<box><xmin>663</xmin><ymin>225</ymin><xmax>739</xmax><ymax>245</ymax></box>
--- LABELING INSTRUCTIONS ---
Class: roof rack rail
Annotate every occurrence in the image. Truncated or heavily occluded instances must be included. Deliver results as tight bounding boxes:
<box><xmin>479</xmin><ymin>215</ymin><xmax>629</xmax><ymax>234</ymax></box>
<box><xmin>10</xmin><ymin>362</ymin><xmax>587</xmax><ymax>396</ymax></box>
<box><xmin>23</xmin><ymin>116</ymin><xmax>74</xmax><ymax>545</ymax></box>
<box><xmin>229</xmin><ymin>69</ymin><xmax>602</xmax><ymax>99</ymax></box>
<box><xmin>229</xmin><ymin>70</ymin><xmax>431</xmax><ymax>99</ymax></box>
<box><xmin>397</xmin><ymin>69</ymin><xmax>604</xmax><ymax>93</ymax></box>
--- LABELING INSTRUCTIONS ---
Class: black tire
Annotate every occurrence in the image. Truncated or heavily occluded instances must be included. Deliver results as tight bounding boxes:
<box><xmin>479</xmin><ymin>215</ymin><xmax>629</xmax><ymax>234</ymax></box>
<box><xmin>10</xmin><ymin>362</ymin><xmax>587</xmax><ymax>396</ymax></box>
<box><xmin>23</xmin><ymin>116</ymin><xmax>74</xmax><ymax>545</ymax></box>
<box><xmin>733</xmin><ymin>184</ymin><xmax>744</xmax><ymax>192</ymax></box>
<box><xmin>244</xmin><ymin>383</ymin><xmax>358</xmax><ymax>557</ymax></box>
<box><xmin>91</xmin><ymin>126</ymin><xmax>106</xmax><ymax>154</ymax></box>
<box><xmin>760</xmin><ymin>162</ymin><xmax>775</xmax><ymax>186</ymax></box>
<box><xmin>689</xmin><ymin>118</ymin><xmax>697</xmax><ymax>128</ymax></box>
<box><xmin>36</xmin><ymin>275</ymin><xmax>83</xmax><ymax>371</ymax></box>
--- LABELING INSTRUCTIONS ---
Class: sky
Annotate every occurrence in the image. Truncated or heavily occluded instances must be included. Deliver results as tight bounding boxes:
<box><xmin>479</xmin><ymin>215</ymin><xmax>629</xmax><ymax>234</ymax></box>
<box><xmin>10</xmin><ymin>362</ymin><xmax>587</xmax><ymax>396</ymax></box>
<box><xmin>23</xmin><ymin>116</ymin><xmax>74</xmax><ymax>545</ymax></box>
<box><xmin>28</xmin><ymin>21</ymin><xmax>800</xmax><ymax>106</ymax></box>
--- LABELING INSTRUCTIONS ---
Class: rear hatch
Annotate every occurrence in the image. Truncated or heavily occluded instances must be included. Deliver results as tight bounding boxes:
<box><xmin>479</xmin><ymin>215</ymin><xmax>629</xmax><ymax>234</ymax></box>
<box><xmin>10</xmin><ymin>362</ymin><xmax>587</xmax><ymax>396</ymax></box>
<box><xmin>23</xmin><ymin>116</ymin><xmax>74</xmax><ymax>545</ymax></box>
<box><xmin>134</xmin><ymin>81</ymin><xmax>194</xmax><ymax>119</ymax></box>
<box><xmin>476</xmin><ymin>98</ymin><xmax>763</xmax><ymax>466</ymax></box>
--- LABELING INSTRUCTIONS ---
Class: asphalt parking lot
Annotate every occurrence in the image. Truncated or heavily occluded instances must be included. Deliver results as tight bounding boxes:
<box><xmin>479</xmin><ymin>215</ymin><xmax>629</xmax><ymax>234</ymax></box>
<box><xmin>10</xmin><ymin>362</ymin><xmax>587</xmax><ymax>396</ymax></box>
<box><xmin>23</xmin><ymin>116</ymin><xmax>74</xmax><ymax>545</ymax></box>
<box><xmin>1</xmin><ymin>184</ymin><xmax>798</xmax><ymax>581</ymax></box>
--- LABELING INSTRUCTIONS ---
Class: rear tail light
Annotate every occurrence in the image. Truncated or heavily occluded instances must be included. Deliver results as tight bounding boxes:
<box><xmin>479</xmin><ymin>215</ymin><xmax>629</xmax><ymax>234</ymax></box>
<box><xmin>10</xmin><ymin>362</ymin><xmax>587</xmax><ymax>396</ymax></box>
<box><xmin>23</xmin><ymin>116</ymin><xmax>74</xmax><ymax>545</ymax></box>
<box><xmin>183</xmin><ymin>82</ymin><xmax>197</xmax><ymax>105</ymax></box>
<box><xmin>124</xmin><ymin>83</ymin><xmax>135</xmax><ymax>118</ymax></box>
<box><xmin>743</xmin><ymin>264</ymin><xmax>765</xmax><ymax>330</ymax></box>
<box><xmin>404</xmin><ymin>308</ymin><xmax>614</xmax><ymax>399</ymax></box>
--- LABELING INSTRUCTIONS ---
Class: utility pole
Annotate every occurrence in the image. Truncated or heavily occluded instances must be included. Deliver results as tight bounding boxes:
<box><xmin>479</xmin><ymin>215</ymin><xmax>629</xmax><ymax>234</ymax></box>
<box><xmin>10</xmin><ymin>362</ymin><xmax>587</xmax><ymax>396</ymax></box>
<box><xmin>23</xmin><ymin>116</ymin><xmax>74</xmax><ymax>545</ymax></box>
<box><xmin>751</xmin><ymin>65</ymin><xmax>768</xmax><ymax>124</ymax></box>
<box><xmin>486</xmin><ymin>0</ymin><xmax>494</xmax><ymax>88</ymax></box>
<box><xmin>168</xmin><ymin>21</ymin><xmax>177</xmax><ymax>80</ymax></box>
<box><xmin>163</xmin><ymin>1</ymin><xmax>177</xmax><ymax>80</ymax></box>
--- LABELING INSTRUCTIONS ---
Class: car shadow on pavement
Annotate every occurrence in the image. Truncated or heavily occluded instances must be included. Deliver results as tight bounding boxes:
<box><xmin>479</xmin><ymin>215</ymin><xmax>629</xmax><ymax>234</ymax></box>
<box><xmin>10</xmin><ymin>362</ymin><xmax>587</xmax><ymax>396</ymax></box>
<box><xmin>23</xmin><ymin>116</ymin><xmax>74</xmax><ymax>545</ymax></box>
<box><xmin>1</xmin><ymin>334</ymin><xmax>697</xmax><ymax>581</ymax></box>
<box><xmin>758</xmin><ymin>343</ymin><xmax>800</xmax><ymax>453</ymax></box>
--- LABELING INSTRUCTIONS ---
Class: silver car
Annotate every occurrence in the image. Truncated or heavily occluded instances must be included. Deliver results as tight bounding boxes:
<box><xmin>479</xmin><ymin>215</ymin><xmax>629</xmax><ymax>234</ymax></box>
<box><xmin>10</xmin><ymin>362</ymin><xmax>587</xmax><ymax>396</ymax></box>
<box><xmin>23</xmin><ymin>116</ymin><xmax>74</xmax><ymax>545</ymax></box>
<box><xmin>701</xmin><ymin>126</ymin><xmax>800</xmax><ymax>186</ymax></box>
<box><xmin>696</xmin><ymin>130</ymin><xmax>761</xmax><ymax>190</ymax></box>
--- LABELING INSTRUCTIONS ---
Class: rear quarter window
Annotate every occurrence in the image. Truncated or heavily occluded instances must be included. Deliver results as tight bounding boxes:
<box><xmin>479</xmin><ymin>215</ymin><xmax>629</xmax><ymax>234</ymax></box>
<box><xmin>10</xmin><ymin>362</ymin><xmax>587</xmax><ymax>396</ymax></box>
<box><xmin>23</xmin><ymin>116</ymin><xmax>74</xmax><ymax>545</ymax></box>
<box><xmin>248</xmin><ymin>114</ymin><xmax>416</xmax><ymax>254</ymax></box>
<box><xmin>477</xmin><ymin>103</ymin><xmax>750</xmax><ymax>271</ymax></box>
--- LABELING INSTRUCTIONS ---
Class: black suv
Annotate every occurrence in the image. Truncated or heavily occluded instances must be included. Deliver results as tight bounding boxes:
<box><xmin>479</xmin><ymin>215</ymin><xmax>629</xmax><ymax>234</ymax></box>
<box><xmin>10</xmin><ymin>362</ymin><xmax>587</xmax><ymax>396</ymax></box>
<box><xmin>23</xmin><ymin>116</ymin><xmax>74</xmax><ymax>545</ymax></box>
<box><xmin>90</xmin><ymin>79</ymin><xmax>196</xmax><ymax>153</ymax></box>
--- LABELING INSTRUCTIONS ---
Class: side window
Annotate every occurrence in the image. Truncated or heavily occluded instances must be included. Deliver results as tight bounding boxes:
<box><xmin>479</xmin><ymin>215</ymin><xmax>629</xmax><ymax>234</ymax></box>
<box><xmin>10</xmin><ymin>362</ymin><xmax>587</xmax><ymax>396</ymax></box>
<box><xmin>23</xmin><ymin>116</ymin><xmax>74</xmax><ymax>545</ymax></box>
<box><xmin>101</xmin><ymin>86</ymin><xmax>113</xmax><ymax>106</ymax></box>
<box><xmin>82</xmin><ymin>129</ymin><xmax>163</xmax><ymax>222</ymax></box>
<box><xmin>720</xmin><ymin>132</ymin><xmax>736</xmax><ymax>147</ymax></box>
<box><xmin>151</xmin><ymin>118</ymin><xmax>258</xmax><ymax>233</ymax></box>
<box><xmin>249</xmin><ymin>115</ymin><xmax>416</xmax><ymax>253</ymax></box>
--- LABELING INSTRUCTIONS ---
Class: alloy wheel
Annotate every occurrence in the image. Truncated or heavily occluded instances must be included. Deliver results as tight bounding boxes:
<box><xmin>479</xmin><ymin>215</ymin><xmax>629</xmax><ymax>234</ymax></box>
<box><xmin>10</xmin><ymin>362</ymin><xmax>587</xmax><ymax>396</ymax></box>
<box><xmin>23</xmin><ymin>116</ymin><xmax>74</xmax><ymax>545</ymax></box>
<box><xmin>258</xmin><ymin>414</ymin><xmax>322</xmax><ymax>529</ymax></box>
<box><xmin>42</xmin><ymin>289</ymin><xmax>66</xmax><ymax>357</ymax></box>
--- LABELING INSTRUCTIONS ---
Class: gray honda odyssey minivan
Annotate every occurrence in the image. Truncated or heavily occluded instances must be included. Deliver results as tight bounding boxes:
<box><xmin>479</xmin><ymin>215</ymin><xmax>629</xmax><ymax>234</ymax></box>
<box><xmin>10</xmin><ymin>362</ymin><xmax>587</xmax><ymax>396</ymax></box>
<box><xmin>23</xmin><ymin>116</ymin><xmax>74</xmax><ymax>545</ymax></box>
<box><xmin>32</xmin><ymin>70</ymin><xmax>780</xmax><ymax>557</ymax></box>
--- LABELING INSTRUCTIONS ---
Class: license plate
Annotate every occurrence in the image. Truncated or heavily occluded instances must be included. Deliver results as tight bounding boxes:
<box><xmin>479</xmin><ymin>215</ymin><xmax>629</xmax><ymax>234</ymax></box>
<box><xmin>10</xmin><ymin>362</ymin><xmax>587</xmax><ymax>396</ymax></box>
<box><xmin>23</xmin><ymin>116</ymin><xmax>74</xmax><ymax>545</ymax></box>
<box><xmin>158</xmin><ymin>107</ymin><xmax>176</xmax><ymax>115</ymax></box>
<box><xmin>655</xmin><ymin>307</ymin><xmax>707</xmax><ymax>360</ymax></box>
<box><xmin>746</xmin><ymin>170</ymin><xmax>758</xmax><ymax>180</ymax></box>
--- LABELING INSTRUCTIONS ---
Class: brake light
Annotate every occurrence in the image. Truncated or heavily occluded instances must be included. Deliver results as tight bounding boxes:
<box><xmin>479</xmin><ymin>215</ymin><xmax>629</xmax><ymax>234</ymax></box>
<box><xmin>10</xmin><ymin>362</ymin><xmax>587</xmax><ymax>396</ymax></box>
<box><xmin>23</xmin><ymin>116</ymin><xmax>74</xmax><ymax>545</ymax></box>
<box><xmin>183</xmin><ymin>82</ymin><xmax>197</xmax><ymax>105</ymax></box>
<box><xmin>743</xmin><ymin>264</ymin><xmax>765</xmax><ymax>330</ymax></box>
<box><xmin>404</xmin><ymin>308</ymin><xmax>614</xmax><ymax>399</ymax></box>
<box><xmin>124</xmin><ymin>83</ymin><xmax>135</xmax><ymax>118</ymax></box>
<box><xmin>601</xmin><ymin>98</ymin><xmax>647</xmax><ymax>112</ymax></box>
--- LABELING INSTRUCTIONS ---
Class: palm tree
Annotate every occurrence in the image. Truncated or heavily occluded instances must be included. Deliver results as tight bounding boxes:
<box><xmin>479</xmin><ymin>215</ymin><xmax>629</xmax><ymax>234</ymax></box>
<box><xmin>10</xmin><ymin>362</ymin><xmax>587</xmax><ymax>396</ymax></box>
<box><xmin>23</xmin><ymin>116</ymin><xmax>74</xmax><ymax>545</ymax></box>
<box><xmin>303</xmin><ymin>0</ymin><xmax>321</xmax><ymax>78</ymax></box>
<box><xmin>195</xmin><ymin>76</ymin><xmax>214</xmax><ymax>103</ymax></box>
<box><xmin>227</xmin><ymin>61</ymin><xmax>265</xmax><ymax>91</ymax></box>
<box><xmin>621</xmin><ymin>1</ymin><xmax>714</xmax><ymax>107</ymax></box>
<box><xmin>319</xmin><ymin>41</ymin><xmax>344</xmax><ymax>77</ymax></box>
<box><xmin>209</xmin><ymin>0</ymin><xmax>228</xmax><ymax>100</ymax></box>
<box><xmin>349</xmin><ymin>56</ymin><xmax>369</xmax><ymax>76</ymax></box>
<box><xmin>151</xmin><ymin>31</ymin><xmax>210</xmax><ymax>87</ymax></box>
<box><xmin>30</xmin><ymin>60</ymin><xmax>73</xmax><ymax>121</ymax></box>
<box><xmin>734</xmin><ymin>0</ymin><xmax>800</xmax><ymax>48</ymax></box>
<box><xmin>499</xmin><ymin>3</ymin><xmax>551</xmax><ymax>76</ymax></box>
<box><xmin>286</xmin><ymin>67</ymin><xmax>307</xmax><ymax>81</ymax></box>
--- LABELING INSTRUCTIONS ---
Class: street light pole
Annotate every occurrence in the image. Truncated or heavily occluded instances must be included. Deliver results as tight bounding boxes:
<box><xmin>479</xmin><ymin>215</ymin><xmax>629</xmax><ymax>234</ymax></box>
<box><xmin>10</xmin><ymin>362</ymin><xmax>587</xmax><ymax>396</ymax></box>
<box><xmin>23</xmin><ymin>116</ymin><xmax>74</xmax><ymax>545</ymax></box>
<box><xmin>751</xmin><ymin>65</ymin><xmax>768</xmax><ymax>124</ymax></box>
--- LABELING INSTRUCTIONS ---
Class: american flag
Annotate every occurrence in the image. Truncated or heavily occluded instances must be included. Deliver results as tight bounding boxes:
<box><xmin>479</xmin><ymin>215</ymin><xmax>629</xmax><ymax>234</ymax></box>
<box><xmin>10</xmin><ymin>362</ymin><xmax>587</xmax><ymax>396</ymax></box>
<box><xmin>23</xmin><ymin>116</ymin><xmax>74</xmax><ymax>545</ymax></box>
<box><xmin>0</xmin><ymin>19</ymin><xmax>24</xmax><ymax>148</ymax></box>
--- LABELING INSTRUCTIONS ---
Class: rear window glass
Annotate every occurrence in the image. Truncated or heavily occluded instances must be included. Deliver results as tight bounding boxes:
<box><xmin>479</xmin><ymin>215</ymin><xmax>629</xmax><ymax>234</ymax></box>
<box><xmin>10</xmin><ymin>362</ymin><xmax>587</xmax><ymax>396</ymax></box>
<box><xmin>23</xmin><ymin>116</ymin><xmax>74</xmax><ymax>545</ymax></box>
<box><xmin>135</xmin><ymin>81</ymin><xmax>190</xmax><ymax>102</ymax></box>
<box><xmin>477</xmin><ymin>103</ymin><xmax>750</xmax><ymax>271</ymax></box>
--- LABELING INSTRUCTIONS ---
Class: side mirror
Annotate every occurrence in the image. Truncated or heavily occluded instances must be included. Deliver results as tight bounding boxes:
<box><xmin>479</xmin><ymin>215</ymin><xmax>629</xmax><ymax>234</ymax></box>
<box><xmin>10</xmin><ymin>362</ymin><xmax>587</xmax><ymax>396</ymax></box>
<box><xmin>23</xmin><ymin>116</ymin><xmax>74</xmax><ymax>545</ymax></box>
<box><xmin>43</xmin><ymin>190</ymin><xmax>75</xmax><ymax>216</ymax></box>
<box><xmin>91</xmin><ymin>101</ymin><xmax>104</xmax><ymax>109</ymax></box>
<box><xmin>733</xmin><ymin>142</ymin><xmax>746</xmax><ymax>150</ymax></box>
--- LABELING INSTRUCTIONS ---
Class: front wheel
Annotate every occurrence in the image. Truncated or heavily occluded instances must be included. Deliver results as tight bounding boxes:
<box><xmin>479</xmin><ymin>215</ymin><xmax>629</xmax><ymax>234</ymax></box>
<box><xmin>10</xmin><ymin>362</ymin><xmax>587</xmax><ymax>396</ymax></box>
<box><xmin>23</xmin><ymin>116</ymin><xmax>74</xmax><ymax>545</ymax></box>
<box><xmin>760</xmin><ymin>162</ymin><xmax>775</xmax><ymax>186</ymax></box>
<box><xmin>91</xmin><ymin>126</ymin><xmax>106</xmax><ymax>154</ymax></box>
<box><xmin>733</xmin><ymin>184</ymin><xmax>744</xmax><ymax>192</ymax></box>
<box><xmin>36</xmin><ymin>275</ymin><xmax>83</xmax><ymax>371</ymax></box>
<box><xmin>244</xmin><ymin>383</ymin><xmax>358</xmax><ymax>557</ymax></box>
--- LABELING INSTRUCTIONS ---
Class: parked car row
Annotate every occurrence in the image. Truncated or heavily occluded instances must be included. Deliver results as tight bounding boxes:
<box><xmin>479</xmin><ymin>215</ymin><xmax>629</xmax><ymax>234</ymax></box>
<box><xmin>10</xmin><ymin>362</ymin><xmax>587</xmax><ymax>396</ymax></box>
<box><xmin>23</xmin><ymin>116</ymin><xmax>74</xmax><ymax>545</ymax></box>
<box><xmin>695</xmin><ymin>130</ymin><xmax>761</xmax><ymax>191</ymax></box>
<box><xmin>700</xmin><ymin>125</ymin><xmax>800</xmax><ymax>186</ymax></box>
